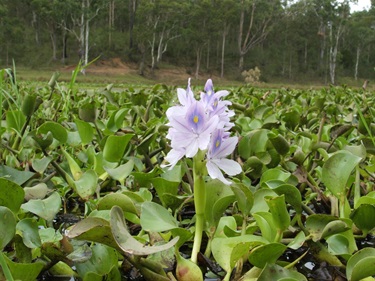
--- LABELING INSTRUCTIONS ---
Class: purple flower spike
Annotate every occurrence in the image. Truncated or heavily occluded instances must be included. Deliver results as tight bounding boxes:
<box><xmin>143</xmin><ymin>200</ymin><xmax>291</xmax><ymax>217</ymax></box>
<box><xmin>206</xmin><ymin>129</ymin><xmax>241</xmax><ymax>184</ymax></box>
<box><xmin>204</xmin><ymin>79</ymin><xmax>214</xmax><ymax>95</ymax></box>
<box><xmin>163</xmin><ymin>79</ymin><xmax>241</xmax><ymax>184</ymax></box>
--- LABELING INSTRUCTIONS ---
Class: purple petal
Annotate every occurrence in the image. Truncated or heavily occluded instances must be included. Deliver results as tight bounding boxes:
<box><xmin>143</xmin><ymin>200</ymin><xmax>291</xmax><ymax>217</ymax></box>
<box><xmin>206</xmin><ymin>161</ymin><xmax>232</xmax><ymax>185</ymax></box>
<box><xmin>209</xmin><ymin>136</ymin><xmax>238</xmax><ymax>159</ymax></box>
<box><xmin>210</xmin><ymin>158</ymin><xmax>242</xmax><ymax>176</ymax></box>
<box><xmin>162</xmin><ymin>148</ymin><xmax>186</xmax><ymax>169</ymax></box>
<box><xmin>185</xmin><ymin>139</ymin><xmax>199</xmax><ymax>157</ymax></box>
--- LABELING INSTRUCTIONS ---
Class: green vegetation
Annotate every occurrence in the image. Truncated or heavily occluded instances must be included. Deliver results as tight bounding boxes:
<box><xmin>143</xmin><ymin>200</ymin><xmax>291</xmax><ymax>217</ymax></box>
<box><xmin>1</xmin><ymin>65</ymin><xmax>375</xmax><ymax>280</ymax></box>
<box><xmin>0</xmin><ymin>0</ymin><xmax>375</xmax><ymax>84</ymax></box>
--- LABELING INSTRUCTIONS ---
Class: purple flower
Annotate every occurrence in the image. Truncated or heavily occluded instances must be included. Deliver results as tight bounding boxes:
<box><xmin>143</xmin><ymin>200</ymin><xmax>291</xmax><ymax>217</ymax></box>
<box><xmin>200</xmin><ymin>79</ymin><xmax>234</xmax><ymax>130</ymax></box>
<box><xmin>169</xmin><ymin>100</ymin><xmax>219</xmax><ymax>157</ymax></box>
<box><xmin>163</xmin><ymin>79</ymin><xmax>242</xmax><ymax>184</ymax></box>
<box><xmin>206</xmin><ymin>129</ymin><xmax>242</xmax><ymax>185</ymax></box>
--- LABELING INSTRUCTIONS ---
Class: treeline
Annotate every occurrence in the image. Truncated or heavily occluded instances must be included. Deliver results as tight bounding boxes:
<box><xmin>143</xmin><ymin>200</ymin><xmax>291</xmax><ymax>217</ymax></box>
<box><xmin>0</xmin><ymin>0</ymin><xmax>374</xmax><ymax>83</ymax></box>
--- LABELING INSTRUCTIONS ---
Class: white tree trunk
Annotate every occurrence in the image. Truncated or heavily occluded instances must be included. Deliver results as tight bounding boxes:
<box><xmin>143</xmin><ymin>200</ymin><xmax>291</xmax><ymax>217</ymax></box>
<box><xmin>329</xmin><ymin>21</ymin><xmax>343</xmax><ymax>85</ymax></box>
<box><xmin>221</xmin><ymin>24</ymin><xmax>229</xmax><ymax>78</ymax></box>
<box><xmin>79</xmin><ymin>0</ymin><xmax>85</xmax><ymax>63</ymax></box>
<box><xmin>156</xmin><ymin>28</ymin><xmax>165</xmax><ymax>65</ymax></box>
<box><xmin>50</xmin><ymin>32</ymin><xmax>57</xmax><ymax>60</ymax></box>
<box><xmin>150</xmin><ymin>32</ymin><xmax>156</xmax><ymax>70</ymax></box>
<box><xmin>354</xmin><ymin>45</ymin><xmax>360</xmax><ymax>81</ymax></box>
<box><xmin>195</xmin><ymin>47</ymin><xmax>202</xmax><ymax>79</ymax></box>
<box><xmin>84</xmin><ymin>6</ymin><xmax>89</xmax><ymax>66</ymax></box>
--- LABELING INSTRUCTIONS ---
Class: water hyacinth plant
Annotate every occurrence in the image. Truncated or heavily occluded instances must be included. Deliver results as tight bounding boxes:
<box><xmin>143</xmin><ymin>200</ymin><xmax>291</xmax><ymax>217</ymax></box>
<box><xmin>162</xmin><ymin>78</ymin><xmax>242</xmax><ymax>263</ymax></box>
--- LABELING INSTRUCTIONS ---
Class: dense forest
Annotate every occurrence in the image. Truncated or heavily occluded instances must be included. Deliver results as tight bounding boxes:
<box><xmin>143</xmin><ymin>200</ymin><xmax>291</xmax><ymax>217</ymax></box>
<box><xmin>0</xmin><ymin>0</ymin><xmax>374</xmax><ymax>83</ymax></box>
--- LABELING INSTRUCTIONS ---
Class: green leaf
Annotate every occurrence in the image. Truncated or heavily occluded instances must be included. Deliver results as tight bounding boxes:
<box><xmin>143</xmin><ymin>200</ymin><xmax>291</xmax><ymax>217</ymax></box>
<box><xmin>132</xmin><ymin>167</ymin><xmax>162</xmax><ymax>188</ymax></box>
<box><xmin>268</xmin><ymin>132</ymin><xmax>290</xmax><ymax>155</ymax></box>
<box><xmin>75</xmin><ymin>119</ymin><xmax>94</xmax><ymax>144</ymax></box>
<box><xmin>258</xmin><ymin>263</ymin><xmax>307</xmax><ymax>281</ymax></box>
<box><xmin>0</xmin><ymin>206</ymin><xmax>16</xmax><ymax>250</ymax></box>
<box><xmin>350</xmin><ymin>204</ymin><xmax>375</xmax><ymax>233</ymax></box>
<box><xmin>282</xmin><ymin>110</ymin><xmax>301</xmax><ymax>130</ymax></box>
<box><xmin>105</xmin><ymin>159</ymin><xmax>134</xmax><ymax>185</ymax></box>
<box><xmin>140</xmin><ymin>202</ymin><xmax>178</xmax><ymax>232</ymax></box>
<box><xmin>347</xmin><ymin>248</ymin><xmax>375</xmax><ymax>281</ymax></box>
<box><xmin>260</xmin><ymin>168</ymin><xmax>293</xmax><ymax>187</ymax></box>
<box><xmin>251</xmin><ymin>189</ymin><xmax>278</xmax><ymax>213</ymax></box>
<box><xmin>0</xmin><ymin>178</ymin><xmax>25</xmax><ymax>213</ymax></box>
<box><xmin>107</xmin><ymin>108</ymin><xmax>129</xmax><ymax>132</ymax></box>
<box><xmin>266</xmin><ymin>195</ymin><xmax>290</xmax><ymax>232</ymax></box>
<box><xmin>161</xmin><ymin>164</ymin><xmax>182</xmax><ymax>182</ymax></box>
<box><xmin>0</xmin><ymin>165</ymin><xmax>34</xmax><ymax>185</ymax></box>
<box><xmin>31</xmin><ymin>156</ymin><xmax>52</xmax><ymax>173</ymax></box>
<box><xmin>21</xmin><ymin>192</ymin><xmax>61</xmax><ymax>222</ymax></box>
<box><xmin>38</xmin><ymin>121</ymin><xmax>68</xmax><ymax>143</ymax></box>
<box><xmin>74</xmin><ymin>170</ymin><xmax>98</xmax><ymax>200</ymax></box>
<box><xmin>231</xmin><ymin>182</ymin><xmax>254</xmax><ymax>216</ymax></box>
<box><xmin>205</xmin><ymin>180</ymin><xmax>235</xmax><ymax>229</ymax></box>
<box><xmin>211</xmin><ymin>235</ymin><xmax>267</xmax><ymax>274</ymax></box>
<box><xmin>24</xmin><ymin>183</ymin><xmax>50</xmax><ymax>201</ymax></box>
<box><xmin>67</xmin><ymin>244</ymin><xmax>92</xmax><ymax>263</ymax></box>
<box><xmin>62</xmin><ymin>149</ymin><xmax>82</xmax><ymax>180</ymax></box>
<box><xmin>6</xmin><ymin>110</ymin><xmax>25</xmax><ymax>134</ymax></box>
<box><xmin>75</xmin><ymin>244</ymin><xmax>118</xmax><ymax>279</ymax></box>
<box><xmin>16</xmin><ymin>218</ymin><xmax>42</xmax><ymax>248</ymax></box>
<box><xmin>305</xmin><ymin>215</ymin><xmax>349</xmax><ymax>242</ymax></box>
<box><xmin>3</xmin><ymin>254</ymin><xmax>44</xmax><ymax>281</ymax></box>
<box><xmin>253</xmin><ymin>212</ymin><xmax>277</xmax><ymax>242</ymax></box>
<box><xmin>39</xmin><ymin>228</ymin><xmax>63</xmax><ymax>244</ymax></box>
<box><xmin>111</xmin><ymin>206</ymin><xmax>179</xmax><ymax>255</ymax></box>
<box><xmin>326</xmin><ymin>232</ymin><xmax>357</xmax><ymax>256</ymax></box>
<box><xmin>98</xmin><ymin>193</ymin><xmax>138</xmax><ymax>215</ymax></box>
<box><xmin>103</xmin><ymin>134</ymin><xmax>134</xmax><ymax>163</ymax></box>
<box><xmin>79</xmin><ymin>102</ymin><xmax>97</xmax><ymax>123</ymax></box>
<box><xmin>287</xmin><ymin>231</ymin><xmax>306</xmax><ymax>250</ymax></box>
<box><xmin>248</xmin><ymin>243</ymin><xmax>287</xmax><ymax>268</ymax></box>
<box><xmin>67</xmin><ymin>217</ymin><xmax>119</xmax><ymax>250</ymax></box>
<box><xmin>151</xmin><ymin>177</ymin><xmax>180</xmax><ymax>207</ymax></box>
<box><xmin>214</xmin><ymin>216</ymin><xmax>238</xmax><ymax>238</ymax></box>
<box><xmin>322</xmin><ymin>150</ymin><xmax>362</xmax><ymax>198</ymax></box>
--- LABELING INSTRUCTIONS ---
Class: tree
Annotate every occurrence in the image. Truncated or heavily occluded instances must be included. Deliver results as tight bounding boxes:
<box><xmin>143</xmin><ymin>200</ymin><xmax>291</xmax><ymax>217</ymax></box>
<box><xmin>347</xmin><ymin>10</ymin><xmax>375</xmax><ymax>80</ymax></box>
<box><xmin>313</xmin><ymin>0</ymin><xmax>350</xmax><ymax>84</ymax></box>
<box><xmin>237</xmin><ymin>0</ymin><xmax>282</xmax><ymax>70</ymax></box>
<box><xmin>135</xmin><ymin>0</ymin><xmax>183</xmax><ymax>72</ymax></box>
<box><xmin>210</xmin><ymin>0</ymin><xmax>238</xmax><ymax>78</ymax></box>
<box><xmin>0</xmin><ymin>0</ymin><xmax>26</xmax><ymax>65</ymax></box>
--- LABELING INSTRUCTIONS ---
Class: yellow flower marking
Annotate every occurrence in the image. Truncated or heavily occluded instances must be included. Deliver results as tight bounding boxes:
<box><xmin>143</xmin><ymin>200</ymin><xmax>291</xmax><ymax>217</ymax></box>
<box><xmin>193</xmin><ymin>115</ymin><xmax>199</xmax><ymax>123</ymax></box>
<box><xmin>215</xmin><ymin>140</ymin><xmax>220</xmax><ymax>147</ymax></box>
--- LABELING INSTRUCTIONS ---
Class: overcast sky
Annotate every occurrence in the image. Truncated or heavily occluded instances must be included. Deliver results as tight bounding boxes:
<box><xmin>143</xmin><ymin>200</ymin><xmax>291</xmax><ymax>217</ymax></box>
<box><xmin>348</xmin><ymin>0</ymin><xmax>371</xmax><ymax>12</ymax></box>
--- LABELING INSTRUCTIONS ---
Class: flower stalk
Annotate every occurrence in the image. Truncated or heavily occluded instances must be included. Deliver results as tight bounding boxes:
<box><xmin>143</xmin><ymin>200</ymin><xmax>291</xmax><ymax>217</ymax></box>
<box><xmin>191</xmin><ymin>149</ymin><xmax>207</xmax><ymax>264</ymax></box>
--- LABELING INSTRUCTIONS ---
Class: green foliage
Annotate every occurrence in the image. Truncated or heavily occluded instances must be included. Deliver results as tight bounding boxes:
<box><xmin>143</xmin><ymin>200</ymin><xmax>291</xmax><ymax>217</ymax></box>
<box><xmin>1</xmin><ymin>72</ymin><xmax>375</xmax><ymax>280</ymax></box>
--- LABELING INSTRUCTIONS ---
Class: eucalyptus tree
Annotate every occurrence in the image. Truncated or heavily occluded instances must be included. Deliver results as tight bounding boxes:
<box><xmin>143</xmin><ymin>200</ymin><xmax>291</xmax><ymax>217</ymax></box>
<box><xmin>30</xmin><ymin>0</ymin><xmax>78</xmax><ymax>62</ymax></box>
<box><xmin>312</xmin><ymin>0</ymin><xmax>351</xmax><ymax>84</ymax></box>
<box><xmin>134</xmin><ymin>0</ymin><xmax>184</xmax><ymax>73</ymax></box>
<box><xmin>237</xmin><ymin>0</ymin><xmax>283</xmax><ymax>71</ymax></box>
<box><xmin>0</xmin><ymin>0</ymin><xmax>27</xmax><ymax>65</ymax></box>
<box><xmin>270</xmin><ymin>0</ymin><xmax>321</xmax><ymax>79</ymax></box>
<box><xmin>57</xmin><ymin>0</ymin><xmax>106</xmax><ymax>67</ymax></box>
<box><xmin>347</xmin><ymin>10</ymin><xmax>375</xmax><ymax>80</ymax></box>
<box><xmin>139</xmin><ymin>0</ymin><xmax>183</xmax><ymax>70</ymax></box>
<box><xmin>183</xmin><ymin>0</ymin><xmax>213</xmax><ymax>79</ymax></box>
<box><xmin>211</xmin><ymin>0</ymin><xmax>238</xmax><ymax>78</ymax></box>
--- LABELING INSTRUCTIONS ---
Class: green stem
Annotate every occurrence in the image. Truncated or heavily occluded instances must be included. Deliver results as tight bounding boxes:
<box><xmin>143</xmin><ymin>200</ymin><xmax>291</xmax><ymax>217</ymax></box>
<box><xmin>203</xmin><ymin>235</ymin><xmax>212</xmax><ymax>258</ymax></box>
<box><xmin>0</xmin><ymin>252</ymin><xmax>14</xmax><ymax>281</ymax></box>
<box><xmin>354</xmin><ymin>165</ymin><xmax>360</xmax><ymax>207</ymax></box>
<box><xmin>274</xmin><ymin>229</ymin><xmax>283</xmax><ymax>243</ymax></box>
<box><xmin>191</xmin><ymin>150</ymin><xmax>206</xmax><ymax>264</ymax></box>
